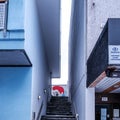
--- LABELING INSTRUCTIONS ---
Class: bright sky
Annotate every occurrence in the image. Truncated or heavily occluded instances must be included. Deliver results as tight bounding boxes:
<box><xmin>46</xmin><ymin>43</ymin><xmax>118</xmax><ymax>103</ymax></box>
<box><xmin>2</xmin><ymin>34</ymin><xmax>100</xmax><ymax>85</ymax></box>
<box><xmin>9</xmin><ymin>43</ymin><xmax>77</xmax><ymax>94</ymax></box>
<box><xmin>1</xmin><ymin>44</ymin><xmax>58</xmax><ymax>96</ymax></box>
<box><xmin>52</xmin><ymin>0</ymin><xmax>72</xmax><ymax>85</ymax></box>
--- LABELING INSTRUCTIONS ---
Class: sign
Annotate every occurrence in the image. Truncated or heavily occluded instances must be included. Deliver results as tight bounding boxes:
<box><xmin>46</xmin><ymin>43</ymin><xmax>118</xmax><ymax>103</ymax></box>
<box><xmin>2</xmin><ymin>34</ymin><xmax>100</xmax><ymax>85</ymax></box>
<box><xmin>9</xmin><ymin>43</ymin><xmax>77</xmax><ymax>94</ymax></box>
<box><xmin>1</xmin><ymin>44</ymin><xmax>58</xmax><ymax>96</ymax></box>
<box><xmin>52</xmin><ymin>85</ymin><xmax>68</xmax><ymax>96</ymax></box>
<box><xmin>113</xmin><ymin>109</ymin><xmax>119</xmax><ymax>117</ymax></box>
<box><xmin>109</xmin><ymin>45</ymin><xmax>120</xmax><ymax>64</ymax></box>
<box><xmin>102</xmin><ymin>97</ymin><xmax>108</xmax><ymax>101</ymax></box>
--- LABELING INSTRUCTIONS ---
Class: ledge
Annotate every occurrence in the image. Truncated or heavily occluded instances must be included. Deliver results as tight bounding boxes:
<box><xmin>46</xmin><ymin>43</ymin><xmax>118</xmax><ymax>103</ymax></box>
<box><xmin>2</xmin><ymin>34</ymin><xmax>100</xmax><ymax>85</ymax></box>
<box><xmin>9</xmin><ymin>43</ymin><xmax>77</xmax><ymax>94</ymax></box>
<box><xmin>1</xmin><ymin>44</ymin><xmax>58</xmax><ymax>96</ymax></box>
<box><xmin>0</xmin><ymin>29</ymin><xmax>24</xmax><ymax>40</ymax></box>
<box><xmin>0</xmin><ymin>49</ymin><xmax>32</xmax><ymax>67</ymax></box>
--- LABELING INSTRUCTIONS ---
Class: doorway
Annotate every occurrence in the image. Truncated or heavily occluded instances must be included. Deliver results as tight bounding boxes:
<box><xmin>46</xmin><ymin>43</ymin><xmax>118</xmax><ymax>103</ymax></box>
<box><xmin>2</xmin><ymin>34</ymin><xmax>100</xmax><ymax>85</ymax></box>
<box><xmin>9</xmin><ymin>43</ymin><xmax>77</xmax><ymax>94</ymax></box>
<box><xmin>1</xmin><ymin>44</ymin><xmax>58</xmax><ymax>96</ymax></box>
<box><xmin>95</xmin><ymin>93</ymin><xmax>120</xmax><ymax>120</ymax></box>
<box><xmin>95</xmin><ymin>104</ymin><xmax>111</xmax><ymax>120</ymax></box>
<box><xmin>95</xmin><ymin>104</ymin><xmax>120</xmax><ymax>120</ymax></box>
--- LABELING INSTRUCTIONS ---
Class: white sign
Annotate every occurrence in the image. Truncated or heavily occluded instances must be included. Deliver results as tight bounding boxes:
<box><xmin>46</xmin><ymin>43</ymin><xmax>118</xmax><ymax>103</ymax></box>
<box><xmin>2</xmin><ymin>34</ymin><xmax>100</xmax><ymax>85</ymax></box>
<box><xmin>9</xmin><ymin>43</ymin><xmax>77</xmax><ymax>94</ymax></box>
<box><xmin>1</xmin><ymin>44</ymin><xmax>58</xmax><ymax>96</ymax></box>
<box><xmin>113</xmin><ymin>109</ymin><xmax>119</xmax><ymax>117</ymax></box>
<box><xmin>109</xmin><ymin>45</ymin><xmax>120</xmax><ymax>64</ymax></box>
<box><xmin>102</xmin><ymin>97</ymin><xmax>108</xmax><ymax>101</ymax></box>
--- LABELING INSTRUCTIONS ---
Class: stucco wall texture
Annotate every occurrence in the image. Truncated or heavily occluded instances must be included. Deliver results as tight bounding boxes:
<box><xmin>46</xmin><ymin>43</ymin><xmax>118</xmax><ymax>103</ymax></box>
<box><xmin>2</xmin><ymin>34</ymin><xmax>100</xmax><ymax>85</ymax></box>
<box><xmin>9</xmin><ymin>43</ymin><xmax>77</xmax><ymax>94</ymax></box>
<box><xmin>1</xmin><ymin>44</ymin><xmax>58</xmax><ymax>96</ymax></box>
<box><xmin>87</xmin><ymin>0</ymin><xmax>120</xmax><ymax>58</ymax></box>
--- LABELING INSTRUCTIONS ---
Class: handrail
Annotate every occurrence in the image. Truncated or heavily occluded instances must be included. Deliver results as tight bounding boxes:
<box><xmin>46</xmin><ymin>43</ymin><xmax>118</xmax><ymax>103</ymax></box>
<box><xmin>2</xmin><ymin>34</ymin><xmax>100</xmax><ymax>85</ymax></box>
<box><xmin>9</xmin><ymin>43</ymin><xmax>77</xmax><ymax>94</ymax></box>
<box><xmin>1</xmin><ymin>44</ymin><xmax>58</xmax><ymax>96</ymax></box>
<box><xmin>72</xmin><ymin>101</ymin><xmax>77</xmax><ymax>114</ymax></box>
<box><xmin>36</xmin><ymin>100</ymin><xmax>44</xmax><ymax>120</ymax></box>
<box><xmin>36</xmin><ymin>88</ymin><xmax>50</xmax><ymax>120</ymax></box>
<box><xmin>72</xmin><ymin>102</ymin><xmax>79</xmax><ymax>120</ymax></box>
<box><xmin>72</xmin><ymin>74</ymin><xmax>85</xmax><ymax>97</ymax></box>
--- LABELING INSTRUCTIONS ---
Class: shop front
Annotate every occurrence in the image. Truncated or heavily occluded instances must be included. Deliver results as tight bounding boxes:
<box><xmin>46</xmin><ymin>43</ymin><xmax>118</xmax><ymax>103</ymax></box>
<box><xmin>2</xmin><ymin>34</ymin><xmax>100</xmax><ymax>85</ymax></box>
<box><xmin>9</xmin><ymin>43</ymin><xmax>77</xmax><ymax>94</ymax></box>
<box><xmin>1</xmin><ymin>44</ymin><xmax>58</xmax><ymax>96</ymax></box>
<box><xmin>95</xmin><ymin>93</ymin><xmax>120</xmax><ymax>120</ymax></box>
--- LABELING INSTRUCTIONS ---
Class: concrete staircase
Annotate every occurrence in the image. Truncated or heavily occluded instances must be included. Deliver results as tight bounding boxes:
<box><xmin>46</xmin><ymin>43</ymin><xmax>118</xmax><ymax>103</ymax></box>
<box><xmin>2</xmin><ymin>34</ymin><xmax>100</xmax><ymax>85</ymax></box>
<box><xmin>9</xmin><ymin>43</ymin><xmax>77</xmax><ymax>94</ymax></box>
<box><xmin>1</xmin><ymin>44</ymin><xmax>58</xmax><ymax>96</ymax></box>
<box><xmin>41</xmin><ymin>97</ymin><xmax>77</xmax><ymax>120</ymax></box>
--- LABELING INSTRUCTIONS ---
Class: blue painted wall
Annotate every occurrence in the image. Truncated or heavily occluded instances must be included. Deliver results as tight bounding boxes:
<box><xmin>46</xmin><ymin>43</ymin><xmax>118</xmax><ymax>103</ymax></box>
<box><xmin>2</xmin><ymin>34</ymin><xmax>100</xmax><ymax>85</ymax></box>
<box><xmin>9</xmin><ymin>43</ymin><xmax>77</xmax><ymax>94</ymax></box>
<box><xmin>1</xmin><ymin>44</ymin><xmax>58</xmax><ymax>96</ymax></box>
<box><xmin>0</xmin><ymin>41</ymin><xmax>24</xmax><ymax>49</ymax></box>
<box><xmin>8</xmin><ymin>0</ymin><xmax>24</xmax><ymax>29</ymax></box>
<box><xmin>0</xmin><ymin>0</ymin><xmax>50</xmax><ymax>119</ymax></box>
<box><xmin>0</xmin><ymin>0</ymin><xmax>24</xmax><ymax>49</ymax></box>
<box><xmin>0</xmin><ymin>0</ymin><xmax>32</xmax><ymax>120</ymax></box>
<box><xmin>24</xmin><ymin>0</ymin><xmax>50</xmax><ymax>119</ymax></box>
<box><xmin>0</xmin><ymin>67</ymin><xmax>32</xmax><ymax>120</ymax></box>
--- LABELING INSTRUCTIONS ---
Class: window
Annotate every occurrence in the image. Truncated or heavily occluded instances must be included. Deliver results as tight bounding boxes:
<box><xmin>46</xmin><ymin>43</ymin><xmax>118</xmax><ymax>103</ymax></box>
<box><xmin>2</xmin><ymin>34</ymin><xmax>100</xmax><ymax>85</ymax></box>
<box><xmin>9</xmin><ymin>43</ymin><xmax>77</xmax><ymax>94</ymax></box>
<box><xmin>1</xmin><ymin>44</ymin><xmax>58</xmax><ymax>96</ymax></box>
<box><xmin>0</xmin><ymin>0</ymin><xmax>8</xmax><ymax>30</ymax></box>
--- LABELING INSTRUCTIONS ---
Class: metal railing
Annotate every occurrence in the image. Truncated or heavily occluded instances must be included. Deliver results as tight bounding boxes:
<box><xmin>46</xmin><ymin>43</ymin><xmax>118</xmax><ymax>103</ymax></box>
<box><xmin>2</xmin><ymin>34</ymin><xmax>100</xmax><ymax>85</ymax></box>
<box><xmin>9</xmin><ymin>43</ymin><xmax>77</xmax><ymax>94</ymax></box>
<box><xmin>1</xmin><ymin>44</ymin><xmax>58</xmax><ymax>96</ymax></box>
<box><xmin>73</xmin><ymin>102</ymin><xmax>79</xmax><ymax>120</ymax></box>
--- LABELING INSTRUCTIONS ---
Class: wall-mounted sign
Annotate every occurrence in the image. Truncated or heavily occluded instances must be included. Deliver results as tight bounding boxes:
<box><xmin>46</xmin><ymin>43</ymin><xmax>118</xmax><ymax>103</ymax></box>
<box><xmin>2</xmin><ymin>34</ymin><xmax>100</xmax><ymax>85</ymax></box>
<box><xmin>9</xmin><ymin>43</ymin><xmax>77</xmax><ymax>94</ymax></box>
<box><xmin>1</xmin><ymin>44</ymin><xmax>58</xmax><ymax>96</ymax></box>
<box><xmin>102</xmin><ymin>97</ymin><xmax>108</xmax><ymax>101</ymax></box>
<box><xmin>109</xmin><ymin>45</ymin><xmax>120</xmax><ymax>64</ymax></box>
<box><xmin>51</xmin><ymin>85</ymin><xmax>68</xmax><ymax>96</ymax></box>
<box><xmin>113</xmin><ymin>109</ymin><xmax>119</xmax><ymax>117</ymax></box>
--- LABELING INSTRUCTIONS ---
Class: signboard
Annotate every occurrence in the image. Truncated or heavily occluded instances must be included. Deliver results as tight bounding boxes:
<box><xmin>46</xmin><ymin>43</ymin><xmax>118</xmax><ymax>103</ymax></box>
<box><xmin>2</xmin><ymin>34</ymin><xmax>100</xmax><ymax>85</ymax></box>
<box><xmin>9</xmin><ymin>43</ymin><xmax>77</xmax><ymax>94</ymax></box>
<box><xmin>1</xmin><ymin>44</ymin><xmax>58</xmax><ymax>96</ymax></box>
<box><xmin>51</xmin><ymin>85</ymin><xmax>68</xmax><ymax>96</ymax></box>
<box><xmin>109</xmin><ymin>45</ymin><xmax>120</xmax><ymax>64</ymax></box>
<box><xmin>102</xmin><ymin>97</ymin><xmax>108</xmax><ymax>101</ymax></box>
<box><xmin>113</xmin><ymin>109</ymin><xmax>119</xmax><ymax>118</ymax></box>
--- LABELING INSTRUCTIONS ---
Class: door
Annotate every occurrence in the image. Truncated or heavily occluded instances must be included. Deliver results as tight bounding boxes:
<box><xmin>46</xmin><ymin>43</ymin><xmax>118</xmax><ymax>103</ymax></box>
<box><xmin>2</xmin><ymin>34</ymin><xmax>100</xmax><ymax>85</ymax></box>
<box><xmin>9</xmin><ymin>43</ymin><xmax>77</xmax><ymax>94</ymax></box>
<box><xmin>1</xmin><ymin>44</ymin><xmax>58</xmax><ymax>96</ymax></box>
<box><xmin>95</xmin><ymin>105</ymin><xmax>110</xmax><ymax>120</ymax></box>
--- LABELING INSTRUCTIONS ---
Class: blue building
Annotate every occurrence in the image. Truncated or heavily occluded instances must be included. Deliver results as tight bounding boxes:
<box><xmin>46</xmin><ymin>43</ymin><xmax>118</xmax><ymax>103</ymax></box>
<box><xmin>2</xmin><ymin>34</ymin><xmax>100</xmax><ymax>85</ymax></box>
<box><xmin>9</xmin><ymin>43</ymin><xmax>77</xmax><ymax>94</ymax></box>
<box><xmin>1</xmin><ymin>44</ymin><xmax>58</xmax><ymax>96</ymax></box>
<box><xmin>0</xmin><ymin>0</ymin><xmax>60</xmax><ymax>120</ymax></box>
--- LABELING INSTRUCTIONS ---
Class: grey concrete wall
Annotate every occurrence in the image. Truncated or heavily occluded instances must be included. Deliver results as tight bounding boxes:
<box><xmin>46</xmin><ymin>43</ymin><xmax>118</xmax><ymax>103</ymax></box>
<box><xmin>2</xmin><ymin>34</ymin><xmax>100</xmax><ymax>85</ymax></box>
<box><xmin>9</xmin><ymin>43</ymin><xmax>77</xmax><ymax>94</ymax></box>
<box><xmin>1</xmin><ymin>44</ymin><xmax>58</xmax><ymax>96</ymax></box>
<box><xmin>87</xmin><ymin>0</ymin><xmax>120</xmax><ymax>58</ymax></box>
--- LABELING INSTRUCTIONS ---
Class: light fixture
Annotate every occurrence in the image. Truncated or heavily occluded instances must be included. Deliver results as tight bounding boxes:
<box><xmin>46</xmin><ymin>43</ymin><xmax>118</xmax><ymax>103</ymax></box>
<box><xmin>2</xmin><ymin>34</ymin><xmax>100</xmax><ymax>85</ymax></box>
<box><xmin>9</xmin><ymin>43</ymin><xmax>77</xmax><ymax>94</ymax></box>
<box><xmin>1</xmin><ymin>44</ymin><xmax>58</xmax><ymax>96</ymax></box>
<box><xmin>38</xmin><ymin>96</ymin><xmax>41</xmax><ymax>100</ymax></box>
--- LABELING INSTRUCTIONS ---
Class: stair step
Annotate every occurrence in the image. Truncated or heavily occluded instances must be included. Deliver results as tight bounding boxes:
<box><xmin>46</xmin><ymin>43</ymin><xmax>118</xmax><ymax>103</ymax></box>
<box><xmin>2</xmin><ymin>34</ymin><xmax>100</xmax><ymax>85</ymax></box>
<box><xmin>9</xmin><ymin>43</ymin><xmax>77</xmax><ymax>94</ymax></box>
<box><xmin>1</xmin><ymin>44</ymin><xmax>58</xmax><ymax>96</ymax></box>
<box><xmin>41</xmin><ymin>97</ymin><xmax>76</xmax><ymax>120</ymax></box>
<box><xmin>42</xmin><ymin>115</ymin><xmax>76</xmax><ymax>118</ymax></box>
<box><xmin>46</xmin><ymin>112</ymin><xmax>73</xmax><ymax>115</ymax></box>
<box><xmin>41</xmin><ymin>118</ymin><xmax>76</xmax><ymax>120</ymax></box>
<box><xmin>41</xmin><ymin>115</ymin><xmax>77</xmax><ymax>120</ymax></box>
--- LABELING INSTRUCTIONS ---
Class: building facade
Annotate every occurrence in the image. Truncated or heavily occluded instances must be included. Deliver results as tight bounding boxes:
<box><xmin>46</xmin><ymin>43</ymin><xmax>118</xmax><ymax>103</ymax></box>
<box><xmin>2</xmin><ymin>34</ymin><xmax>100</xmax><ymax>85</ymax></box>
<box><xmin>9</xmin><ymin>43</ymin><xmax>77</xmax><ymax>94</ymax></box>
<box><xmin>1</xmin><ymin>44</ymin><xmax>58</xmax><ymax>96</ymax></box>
<box><xmin>1</xmin><ymin>0</ymin><xmax>120</xmax><ymax>120</ymax></box>
<box><xmin>0</xmin><ymin>0</ymin><xmax>60</xmax><ymax>120</ymax></box>
<box><xmin>69</xmin><ymin>0</ymin><xmax>120</xmax><ymax>120</ymax></box>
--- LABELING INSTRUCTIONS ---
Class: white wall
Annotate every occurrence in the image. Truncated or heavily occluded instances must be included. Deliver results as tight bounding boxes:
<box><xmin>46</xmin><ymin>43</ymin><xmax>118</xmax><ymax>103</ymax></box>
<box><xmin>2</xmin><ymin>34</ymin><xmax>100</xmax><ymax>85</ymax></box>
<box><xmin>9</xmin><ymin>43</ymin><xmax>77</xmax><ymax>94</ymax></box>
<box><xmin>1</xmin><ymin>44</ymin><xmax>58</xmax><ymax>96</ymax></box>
<box><xmin>86</xmin><ymin>88</ymin><xmax>95</xmax><ymax>120</ymax></box>
<box><xmin>69</xmin><ymin>0</ymin><xmax>88</xmax><ymax>120</ymax></box>
<box><xmin>8</xmin><ymin>0</ymin><xmax>24</xmax><ymax>29</ymax></box>
<box><xmin>24</xmin><ymin>0</ymin><xmax>50</xmax><ymax>119</ymax></box>
<box><xmin>72</xmin><ymin>77</ymin><xmax>86</xmax><ymax>120</ymax></box>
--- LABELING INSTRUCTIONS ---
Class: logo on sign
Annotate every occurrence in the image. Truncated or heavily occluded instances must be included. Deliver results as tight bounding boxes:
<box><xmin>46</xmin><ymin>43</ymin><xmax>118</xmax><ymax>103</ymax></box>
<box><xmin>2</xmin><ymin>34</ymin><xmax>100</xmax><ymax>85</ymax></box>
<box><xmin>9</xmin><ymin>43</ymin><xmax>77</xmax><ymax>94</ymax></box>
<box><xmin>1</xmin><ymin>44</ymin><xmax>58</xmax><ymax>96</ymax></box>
<box><xmin>112</xmin><ymin>47</ymin><xmax>118</xmax><ymax>52</ymax></box>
